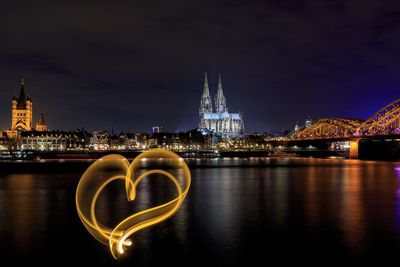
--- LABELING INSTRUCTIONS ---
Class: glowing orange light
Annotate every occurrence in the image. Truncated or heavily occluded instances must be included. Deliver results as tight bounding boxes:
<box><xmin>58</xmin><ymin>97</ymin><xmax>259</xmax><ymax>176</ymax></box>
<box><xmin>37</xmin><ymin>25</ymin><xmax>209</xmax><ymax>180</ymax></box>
<box><xmin>75</xmin><ymin>148</ymin><xmax>191</xmax><ymax>259</ymax></box>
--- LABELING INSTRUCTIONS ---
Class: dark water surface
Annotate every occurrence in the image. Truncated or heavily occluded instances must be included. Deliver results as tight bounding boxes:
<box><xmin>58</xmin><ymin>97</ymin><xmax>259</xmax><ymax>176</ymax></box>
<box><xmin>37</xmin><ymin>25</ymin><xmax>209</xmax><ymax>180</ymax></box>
<box><xmin>1</xmin><ymin>158</ymin><xmax>400</xmax><ymax>266</ymax></box>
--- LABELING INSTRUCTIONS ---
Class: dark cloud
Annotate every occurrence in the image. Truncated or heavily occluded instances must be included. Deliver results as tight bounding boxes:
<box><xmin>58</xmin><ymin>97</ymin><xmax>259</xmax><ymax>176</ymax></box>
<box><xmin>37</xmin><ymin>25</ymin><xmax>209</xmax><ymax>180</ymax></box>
<box><xmin>0</xmin><ymin>51</ymin><xmax>70</xmax><ymax>75</ymax></box>
<box><xmin>1</xmin><ymin>0</ymin><xmax>400</xmax><ymax>132</ymax></box>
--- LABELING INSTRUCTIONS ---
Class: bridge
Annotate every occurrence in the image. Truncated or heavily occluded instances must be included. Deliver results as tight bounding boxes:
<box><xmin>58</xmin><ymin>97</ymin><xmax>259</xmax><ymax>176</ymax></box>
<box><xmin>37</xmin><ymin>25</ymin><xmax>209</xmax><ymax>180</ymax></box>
<box><xmin>288</xmin><ymin>98</ymin><xmax>400</xmax><ymax>159</ymax></box>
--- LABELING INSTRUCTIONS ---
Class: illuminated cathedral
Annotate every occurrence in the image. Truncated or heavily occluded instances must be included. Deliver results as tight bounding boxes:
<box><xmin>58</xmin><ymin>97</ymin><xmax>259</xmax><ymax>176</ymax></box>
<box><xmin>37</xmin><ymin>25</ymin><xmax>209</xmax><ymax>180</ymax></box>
<box><xmin>199</xmin><ymin>73</ymin><xmax>244</xmax><ymax>139</ymax></box>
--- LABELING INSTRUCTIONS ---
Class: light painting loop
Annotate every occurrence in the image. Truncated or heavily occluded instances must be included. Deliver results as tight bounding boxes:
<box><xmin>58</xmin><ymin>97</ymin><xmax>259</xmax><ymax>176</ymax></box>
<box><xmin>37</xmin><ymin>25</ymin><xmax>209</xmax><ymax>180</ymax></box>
<box><xmin>75</xmin><ymin>149</ymin><xmax>191</xmax><ymax>259</ymax></box>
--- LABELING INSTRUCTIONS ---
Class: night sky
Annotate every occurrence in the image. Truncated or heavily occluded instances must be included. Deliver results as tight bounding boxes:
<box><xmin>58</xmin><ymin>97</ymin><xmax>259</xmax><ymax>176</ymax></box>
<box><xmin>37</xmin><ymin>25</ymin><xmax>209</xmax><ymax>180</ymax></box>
<box><xmin>1</xmin><ymin>0</ymin><xmax>400</xmax><ymax>133</ymax></box>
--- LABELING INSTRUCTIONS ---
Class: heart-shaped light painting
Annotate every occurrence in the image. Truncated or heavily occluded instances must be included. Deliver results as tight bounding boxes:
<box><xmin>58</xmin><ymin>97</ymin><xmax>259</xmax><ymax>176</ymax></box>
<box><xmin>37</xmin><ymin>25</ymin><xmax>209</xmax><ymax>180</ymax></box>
<box><xmin>76</xmin><ymin>148</ymin><xmax>191</xmax><ymax>259</ymax></box>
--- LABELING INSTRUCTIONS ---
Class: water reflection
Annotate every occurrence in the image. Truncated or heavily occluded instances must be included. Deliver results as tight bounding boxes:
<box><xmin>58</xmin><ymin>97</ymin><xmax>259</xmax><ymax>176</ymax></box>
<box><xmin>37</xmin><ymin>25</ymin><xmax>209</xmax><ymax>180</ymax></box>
<box><xmin>5</xmin><ymin>175</ymin><xmax>36</xmax><ymax>252</ymax></box>
<box><xmin>0</xmin><ymin>158</ymin><xmax>400</xmax><ymax>266</ymax></box>
<box><xmin>270</xmin><ymin>168</ymin><xmax>289</xmax><ymax>225</ymax></box>
<box><xmin>394</xmin><ymin>168</ymin><xmax>400</xmax><ymax>233</ymax></box>
<box><xmin>305</xmin><ymin>166</ymin><xmax>318</xmax><ymax>226</ymax></box>
<box><xmin>340</xmin><ymin>165</ymin><xmax>364</xmax><ymax>250</ymax></box>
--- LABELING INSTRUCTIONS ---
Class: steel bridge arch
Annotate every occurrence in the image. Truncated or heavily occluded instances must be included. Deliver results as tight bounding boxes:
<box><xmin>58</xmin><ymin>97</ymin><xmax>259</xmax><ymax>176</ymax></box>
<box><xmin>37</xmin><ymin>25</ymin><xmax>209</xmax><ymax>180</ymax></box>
<box><xmin>357</xmin><ymin>98</ymin><xmax>400</xmax><ymax>135</ymax></box>
<box><xmin>292</xmin><ymin>118</ymin><xmax>364</xmax><ymax>139</ymax></box>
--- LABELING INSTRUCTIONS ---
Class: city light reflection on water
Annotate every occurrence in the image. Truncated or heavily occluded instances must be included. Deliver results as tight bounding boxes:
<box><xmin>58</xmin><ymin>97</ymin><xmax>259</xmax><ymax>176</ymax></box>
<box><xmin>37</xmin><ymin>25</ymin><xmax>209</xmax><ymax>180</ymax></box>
<box><xmin>0</xmin><ymin>158</ymin><xmax>400</xmax><ymax>266</ymax></box>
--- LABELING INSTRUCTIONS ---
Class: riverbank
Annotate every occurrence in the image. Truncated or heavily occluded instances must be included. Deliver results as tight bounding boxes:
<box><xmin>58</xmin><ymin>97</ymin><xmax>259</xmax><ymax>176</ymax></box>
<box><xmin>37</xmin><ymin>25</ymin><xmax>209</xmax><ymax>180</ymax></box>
<box><xmin>0</xmin><ymin>149</ymin><xmax>347</xmax><ymax>161</ymax></box>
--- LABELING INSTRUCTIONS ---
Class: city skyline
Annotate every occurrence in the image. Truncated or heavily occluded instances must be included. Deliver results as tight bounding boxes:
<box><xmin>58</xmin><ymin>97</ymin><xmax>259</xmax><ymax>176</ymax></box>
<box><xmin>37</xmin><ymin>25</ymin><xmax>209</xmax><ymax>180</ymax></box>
<box><xmin>1</xmin><ymin>1</ymin><xmax>400</xmax><ymax>132</ymax></box>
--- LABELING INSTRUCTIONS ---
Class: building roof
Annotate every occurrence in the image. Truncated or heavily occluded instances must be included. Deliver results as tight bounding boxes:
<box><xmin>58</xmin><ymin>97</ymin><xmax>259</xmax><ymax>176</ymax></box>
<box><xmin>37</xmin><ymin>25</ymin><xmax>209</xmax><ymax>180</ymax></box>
<box><xmin>203</xmin><ymin>112</ymin><xmax>242</xmax><ymax>120</ymax></box>
<box><xmin>231</xmin><ymin>113</ymin><xmax>241</xmax><ymax>120</ymax></box>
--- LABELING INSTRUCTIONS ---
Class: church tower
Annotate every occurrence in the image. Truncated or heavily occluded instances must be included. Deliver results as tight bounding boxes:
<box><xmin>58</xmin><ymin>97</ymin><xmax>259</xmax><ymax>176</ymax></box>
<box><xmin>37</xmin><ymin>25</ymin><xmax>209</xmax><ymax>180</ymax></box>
<box><xmin>215</xmin><ymin>73</ymin><xmax>227</xmax><ymax>113</ymax></box>
<box><xmin>35</xmin><ymin>113</ymin><xmax>48</xmax><ymax>132</ymax></box>
<box><xmin>199</xmin><ymin>72</ymin><xmax>213</xmax><ymax>117</ymax></box>
<box><xmin>11</xmin><ymin>79</ymin><xmax>33</xmax><ymax>132</ymax></box>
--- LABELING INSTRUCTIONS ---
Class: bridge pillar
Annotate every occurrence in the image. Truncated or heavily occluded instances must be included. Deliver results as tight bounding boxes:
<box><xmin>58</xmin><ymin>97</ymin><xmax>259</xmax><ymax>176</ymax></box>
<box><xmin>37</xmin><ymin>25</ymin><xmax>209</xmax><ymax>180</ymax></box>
<box><xmin>349</xmin><ymin>141</ymin><xmax>359</xmax><ymax>159</ymax></box>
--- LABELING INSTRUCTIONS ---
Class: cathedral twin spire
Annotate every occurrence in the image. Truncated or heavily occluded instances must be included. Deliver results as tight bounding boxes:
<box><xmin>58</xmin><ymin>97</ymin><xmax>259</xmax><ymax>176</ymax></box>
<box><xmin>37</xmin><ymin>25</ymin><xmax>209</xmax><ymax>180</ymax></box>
<box><xmin>215</xmin><ymin>73</ymin><xmax>227</xmax><ymax>113</ymax></box>
<box><xmin>202</xmin><ymin>72</ymin><xmax>211</xmax><ymax>98</ymax></box>
<box><xmin>199</xmin><ymin>73</ymin><xmax>213</xmax><ymax>116</ymax></box>
<box><xmin>199</xmin><ymin>73</ymin><xmax>228</xmax><ymax>116</ymax></box>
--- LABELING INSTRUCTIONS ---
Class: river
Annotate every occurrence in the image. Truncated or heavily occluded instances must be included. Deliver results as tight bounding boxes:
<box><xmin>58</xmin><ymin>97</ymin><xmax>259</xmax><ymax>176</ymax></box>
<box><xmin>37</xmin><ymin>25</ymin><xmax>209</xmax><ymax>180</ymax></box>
<box><xmin>0</xmin><ymin>158</ymin><xmax>399</xmax><ymax>266</ymax></box>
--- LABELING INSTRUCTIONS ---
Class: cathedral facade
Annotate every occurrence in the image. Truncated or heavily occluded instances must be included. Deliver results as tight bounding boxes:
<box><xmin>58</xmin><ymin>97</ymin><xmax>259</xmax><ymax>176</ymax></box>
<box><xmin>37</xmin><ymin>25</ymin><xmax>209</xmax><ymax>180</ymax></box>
<box><xmin>199</xmin><ymin>73</ymin><xmax>244</xmax><ymax>139</ymax></box>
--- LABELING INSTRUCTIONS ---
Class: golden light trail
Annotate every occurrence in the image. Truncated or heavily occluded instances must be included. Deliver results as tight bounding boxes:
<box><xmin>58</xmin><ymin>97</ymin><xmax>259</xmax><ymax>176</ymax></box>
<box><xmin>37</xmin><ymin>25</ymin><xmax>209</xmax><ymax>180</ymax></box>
<box><xmin>75</xmin><ymin>149</ymin><xmax>191</xmax><ymax>259</ymax></box>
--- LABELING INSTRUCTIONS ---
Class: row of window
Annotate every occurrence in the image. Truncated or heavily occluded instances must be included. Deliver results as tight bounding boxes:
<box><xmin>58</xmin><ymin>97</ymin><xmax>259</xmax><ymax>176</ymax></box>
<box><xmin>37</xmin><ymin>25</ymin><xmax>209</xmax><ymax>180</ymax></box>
<box><xmin>22</xmin><ymin>139</ymin><xmax>85</xmax><ymax>143</ymax></box>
